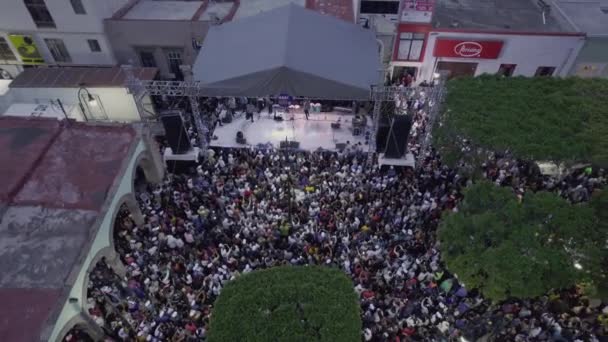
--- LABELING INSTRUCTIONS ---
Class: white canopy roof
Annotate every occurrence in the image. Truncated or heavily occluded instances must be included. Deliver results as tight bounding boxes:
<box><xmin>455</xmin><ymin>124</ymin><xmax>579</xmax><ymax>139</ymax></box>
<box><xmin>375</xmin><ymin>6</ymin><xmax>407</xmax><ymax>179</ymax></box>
<box><xmin>192</xmin><ymin>4</ymin><xmax>381</xmax><ymax>99</ymax></box>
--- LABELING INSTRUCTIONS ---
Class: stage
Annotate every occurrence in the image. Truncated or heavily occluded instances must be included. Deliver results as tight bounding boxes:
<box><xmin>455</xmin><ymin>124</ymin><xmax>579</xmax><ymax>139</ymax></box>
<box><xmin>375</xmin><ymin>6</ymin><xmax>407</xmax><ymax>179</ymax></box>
<box><xmin>210</xmin><ymin>111</ymin><xmax>371</xmax><ymax>151</ymax></box>
<box><xmin>378</xmin><ymin>153</ymin><xmax>416</xmax><ymax>168</ymax></box>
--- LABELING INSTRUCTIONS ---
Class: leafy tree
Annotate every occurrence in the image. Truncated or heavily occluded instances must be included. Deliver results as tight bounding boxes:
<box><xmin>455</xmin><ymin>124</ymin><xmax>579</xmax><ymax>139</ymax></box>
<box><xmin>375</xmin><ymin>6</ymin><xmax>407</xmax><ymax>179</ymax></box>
<box><xmin>438</xmin><ymin>181</ymin><xmax>606</xmax><ymax>302</ymax></box>
<box><xmin>587</xmin><ymin>190</ymin><xmax>608</xmax><ymax>298</ymax></box>
<box><xmin>208</xmin><ymin>266</ymin><xmax>361</xmax><ymax>342</ymax></box>
<box><xmin>435</xmin><ymin>76</ymin><xmax>608</xmax><ymax>168</ymax></box>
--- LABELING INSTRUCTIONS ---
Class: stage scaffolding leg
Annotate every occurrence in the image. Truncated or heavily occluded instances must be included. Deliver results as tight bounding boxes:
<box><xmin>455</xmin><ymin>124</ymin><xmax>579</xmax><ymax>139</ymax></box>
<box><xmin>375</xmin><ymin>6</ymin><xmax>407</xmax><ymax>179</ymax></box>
<box><xmin>188</xmin><ymin>96</ymin><xmax>207</xmax><ymax>152</ymax></box>
<box><xmin>367</xmin><ymin>99</ymin><xmax>382</xmax><ymax>166</ymax></box>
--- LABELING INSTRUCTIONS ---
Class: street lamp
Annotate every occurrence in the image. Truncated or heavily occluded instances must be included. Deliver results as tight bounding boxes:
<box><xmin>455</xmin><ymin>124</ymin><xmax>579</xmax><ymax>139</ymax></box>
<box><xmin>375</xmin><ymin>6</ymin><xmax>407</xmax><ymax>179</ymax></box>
<box><xmin>78</xmin><ymin>86</ymin><xmax>97</xmax><ymax>121</ymax></box>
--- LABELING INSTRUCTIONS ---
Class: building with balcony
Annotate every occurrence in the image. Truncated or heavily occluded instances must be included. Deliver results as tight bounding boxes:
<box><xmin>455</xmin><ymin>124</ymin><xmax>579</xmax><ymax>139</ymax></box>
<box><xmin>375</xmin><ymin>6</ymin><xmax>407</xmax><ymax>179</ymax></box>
<box><xmin>0</xmin><ymin>0</ymin><xmax>129</xmax><ymax>79</ymax></box>
<box><xmin>104</xmin><ymin>0</ymin><xmax>240</xmax><ymax>80</ymax></box>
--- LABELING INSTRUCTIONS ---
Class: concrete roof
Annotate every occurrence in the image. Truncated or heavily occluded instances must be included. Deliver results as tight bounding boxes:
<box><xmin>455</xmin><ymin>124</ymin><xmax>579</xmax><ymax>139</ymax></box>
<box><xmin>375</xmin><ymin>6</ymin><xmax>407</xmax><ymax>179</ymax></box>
<box><xmin>0</xmin><ymin>116</ymin><xmax>137</xmax><ymax>342</ymax></box>
<box><xmin>0</xmin><ymin>207</ymin><xmax>98</xmax><ymax>288</ymax></box>
<box><xmin>306</xmin><ymin>0</ymin><xmax>355</xmax><ymax>22</ymax></box>
<box><xmin>199</xmin><ymin>1</ymin><xmax>233</xmax><ymax>21</ymax></box>
<box><xmin>123</xmin><ymin>0</ymin><xmax>204</xmax><ymax>20</ymax></box>
<box><xmin>230</xmin><ymin>0</ymin><xmax>354</xmax><ymax>23</ymax></box>
<box><xmin>554</xmin><ymin>0</ymin><xmax>608</xmax><ymax>35</ymax></box>
<box><xmin>0</xmin><ymin>117</ymin><xmax>61</xmax><ymax>203</ymax></box>
<box><xmin>9</xmin><ymin>67</ymin><xmax>158</xmax><ymax>89</ymax></box>
<box><xmin>233</xmin><ymin>0</ymin><xmax>305</xmax><ymax>20</ymax></box>
<box><xmin>432</xmin><ymin>0</ymin><xmax>569</xmax><ymax>32</ymax></box>
<box><xmin>0</xmin><ymin>288</ymin><xmax>62</xmax><ymax>342</ymax></box>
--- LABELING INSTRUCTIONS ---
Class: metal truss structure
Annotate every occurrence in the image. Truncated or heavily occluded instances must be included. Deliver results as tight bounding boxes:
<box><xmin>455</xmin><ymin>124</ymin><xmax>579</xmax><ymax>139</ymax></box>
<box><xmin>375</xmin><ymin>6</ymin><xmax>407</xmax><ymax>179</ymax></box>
<box><xmin>367</xmin><ymin>82</ymin><xmax>446</xmax><ymax>167</ymax></box>
<box><xmin>124</xmin><ymin>66</ymin><xmax>446</xmax><ymax>162</ymax></box>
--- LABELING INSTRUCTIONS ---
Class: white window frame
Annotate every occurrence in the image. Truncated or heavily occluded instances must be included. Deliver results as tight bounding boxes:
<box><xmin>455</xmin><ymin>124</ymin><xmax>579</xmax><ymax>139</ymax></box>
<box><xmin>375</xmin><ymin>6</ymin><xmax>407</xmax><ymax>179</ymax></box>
<box><xmin>24</xmin><ymin>0</ymin><xmax>56</xmax><ymax>28</ymax></box>
<box><xmin>87</xmin><ymin>39</ymin><xmax>101</xmax><ymax>52</ymax></box>
<box><xmin>397</xmin><ymin>32</ymin><xmax>425</xmax><ymax>61</ymax></box>
<box><xmin>44</xmin><ymin>38</ymin><xmax>72</xmax><ymax>63</ymax></box>
<box><xmin>164</xmin><ymin>48</ymin><xmax>184</xmax><ymax>78</ymax></box>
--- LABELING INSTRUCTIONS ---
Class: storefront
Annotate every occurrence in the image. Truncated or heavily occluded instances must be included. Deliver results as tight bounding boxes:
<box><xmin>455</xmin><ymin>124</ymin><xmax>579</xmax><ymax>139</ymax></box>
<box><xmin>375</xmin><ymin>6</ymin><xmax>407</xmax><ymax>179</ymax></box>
<box><xmin>390</xmin><ymin>23</ymin><xmax>431</xmax><ymax>82</ymax></box>
<box><xmin>390</xmin><ymin>27</ymin><xmax>586</xmax><ymax>83</ymax></box>
<box><xmin>432</xmin><ymin>38</ymin><xmax>503</xmax><ymax>79</ymax></box>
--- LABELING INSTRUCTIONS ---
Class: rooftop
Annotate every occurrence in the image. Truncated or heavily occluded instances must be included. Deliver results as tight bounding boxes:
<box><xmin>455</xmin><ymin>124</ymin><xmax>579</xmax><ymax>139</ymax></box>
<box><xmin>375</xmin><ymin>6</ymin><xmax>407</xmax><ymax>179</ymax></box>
<box><xmin>554</xmin><ymin>0</ymin><xmax>608</xmax><ymax>35</ymax></box>
<box><xmin>112</xmin><ymin>0</ymin><xmax>239</xmax><ymax>22</ymax></box>
<box><xmin>432</xmin><ymin>0</ymin><xmax>570</xmax><ymax>32</ymax></box>
<box><xmin>9</xmin><ymin>66</ymin><xmax>158</xmax><ymax>89</ymax></box>
<box><xmin>199</xmin><ymin>1</ymin><xmax>233</xmax><ymax>21</ymax></box>
<box><xmin>0</xmin><ymin>116</ymin><xmax>137</xmax><ymax>342</ymax></box>
<box><xmin>123</xmin><ymin>0</ymin><xmax>205</xmax><ymax>20</ymax></box>
<box><xmin>306</xmin><ymin>0</ymin><xmax>354</xmax><ymax>22</ymax></box>
<box><xmin>0</xmin><ymin>288</ymin><xmax>62</xmax><ymax>342</ymax></box>
<box><xmin>233</xmin><ymin>0</ymin><xmax>305</xmax><ymax>20</ymax></box>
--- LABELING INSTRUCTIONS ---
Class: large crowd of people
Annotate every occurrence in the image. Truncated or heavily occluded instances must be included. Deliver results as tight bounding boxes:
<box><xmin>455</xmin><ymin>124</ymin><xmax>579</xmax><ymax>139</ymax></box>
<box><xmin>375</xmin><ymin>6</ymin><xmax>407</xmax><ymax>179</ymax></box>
<box><xmin>65</xmin><ymin>96</ymin><xmax>607</xmax><ymax>342</ymax></box>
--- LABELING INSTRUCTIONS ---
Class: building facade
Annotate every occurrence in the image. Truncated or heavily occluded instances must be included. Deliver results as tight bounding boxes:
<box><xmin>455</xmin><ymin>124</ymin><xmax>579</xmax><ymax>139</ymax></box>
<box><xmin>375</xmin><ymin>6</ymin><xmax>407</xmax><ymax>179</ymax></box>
<box><xmin>104</xmin><ymin>0</ymin><xmax>239</xmax><ymax>80</ymax></box>
<box><xmin>0</xmin><ymin>66</ymin><xmax>158</xmax><ymax>122</ymax></box>
<box><xmin>553</xmin><ymin>0</ymin><xmax>608</xmax><ymax>78</ymax></box>
<box><xmin>0</xmin><ymin>0</ymin><xmax>128</xmax><ymax>79</ymax></box>
<box><xmin>387</xmin><ymin>0</ymin><xmax>586</xmax><ymax>83</ymax></box>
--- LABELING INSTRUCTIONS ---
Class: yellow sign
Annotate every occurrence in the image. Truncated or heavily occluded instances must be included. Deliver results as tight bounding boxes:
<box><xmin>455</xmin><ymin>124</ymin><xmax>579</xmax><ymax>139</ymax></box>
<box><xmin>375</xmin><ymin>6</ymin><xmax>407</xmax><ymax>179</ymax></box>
<box><xmin>8</xmin><ymin>34</ymin><xmax>44</xmax><ymax>64</ymax></box>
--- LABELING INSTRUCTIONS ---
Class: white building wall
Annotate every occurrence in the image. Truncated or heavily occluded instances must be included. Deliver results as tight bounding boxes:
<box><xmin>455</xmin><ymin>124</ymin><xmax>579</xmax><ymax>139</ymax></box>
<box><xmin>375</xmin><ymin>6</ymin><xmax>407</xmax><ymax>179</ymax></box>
<box><xmin>416</xmin><ymin>32</ymin><xmax>585</xmax><ymax>81</ymax></box>
<box><xmin>8</xmin><ymin>86</ymin><xmax>144</xmax><ymax>122</ymax></box>
<box><xmin>0</xmin><ymin>0</ymin><xmax>126</xmax><ymax>33</ymax></box>
<box><xmin>34</xmin><ymin>32</ymin><xmax>116</xmax><ymax>65</ymax></box>
<box><xmin>0</xmin><ymin>80</ymin><xmax>15</xmax><ymax>114</ymax></box>
<box><xmin>0</xmin><ymin>0</ymin><xmax>127</xmax><ymax>70</ymax></box>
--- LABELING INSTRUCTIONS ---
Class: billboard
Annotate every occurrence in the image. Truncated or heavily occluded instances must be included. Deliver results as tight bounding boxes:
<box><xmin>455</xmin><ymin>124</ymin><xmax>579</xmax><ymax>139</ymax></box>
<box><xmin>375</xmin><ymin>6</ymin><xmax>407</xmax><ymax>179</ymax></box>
<box><xmin>8</xmin><ymin>34</ymin><xmax>44</xmax><ymax>64</ymax></box>
<box><xmin>401</xmin><ymin>0</ymin><xmax>435</xmax><ymax>23</ymax></box>
<box><xmin>433</xmin><ymin>39</ymin><xmax>504</xmax><ymax>59</ymax></box>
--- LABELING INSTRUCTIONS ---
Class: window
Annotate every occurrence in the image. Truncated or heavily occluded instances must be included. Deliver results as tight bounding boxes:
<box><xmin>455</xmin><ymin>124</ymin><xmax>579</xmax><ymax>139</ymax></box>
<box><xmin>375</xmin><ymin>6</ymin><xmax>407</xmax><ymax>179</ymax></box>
<box><xmin>164</xmin><ymin>49</ymin><xmax>183</xmax><ymax>79</ymax></box>
<box><xmin>87</xmin><ymin>39</ymin><xmax>101</xmax><ymax>52</ymax></box>
<box><xmin>398</xmin><ymin>32</ymin><xmax>425</xmax><ymax>61</ymax></box>
<box><xmin>44</xmin><ymin>38</ymin><xmax>71</xmax><ymax>63</ymax></box>
<box><xmin>138</xmin><ymin>49</ymin><xmax>157</xmax><ymax>67</ymax></box>
<box><xmin>70</xmin><ymin>0</ymin><xmax>86</xmax><ymax>14</ymax></box>
<box><xmin>24</xmin><ymin>0</ymin><xmax>56</xmax><ymax>28</ymax></box>
<box><xmin>0</xmin><ymin>37</ymin><xmax>17</xmax><ymax>61</ymax></box>
<box><xmin>535</xmin><ymin>66</ymin><xmax>556</xmax><ymax>77</ymax></box>
<box><xmin>497</xmin><ymin>64</ymin><xmax>516</xmax><ymax>77</ymax></box>
<box><xmin>360</xmin><ymin>1</ymin><xmax>399</xmax><ymax>14</ymax></box>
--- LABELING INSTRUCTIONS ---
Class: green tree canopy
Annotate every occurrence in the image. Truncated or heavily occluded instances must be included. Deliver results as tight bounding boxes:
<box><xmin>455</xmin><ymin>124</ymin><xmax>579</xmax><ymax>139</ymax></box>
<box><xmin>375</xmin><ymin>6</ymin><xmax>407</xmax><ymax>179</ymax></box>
<box><xmin>435</xmin><ymin>76</ymin><xmax>608</xmax><ymax>168</ymax></box>
<box><xmin>208</xmin><ymin>266</ymin><xmax>361</xmax><ymax>342</ymax></box>
<box><xmin>438</xmin><ymin>181</ymin><xmax>607</xmax><ymax>302</ymax></box>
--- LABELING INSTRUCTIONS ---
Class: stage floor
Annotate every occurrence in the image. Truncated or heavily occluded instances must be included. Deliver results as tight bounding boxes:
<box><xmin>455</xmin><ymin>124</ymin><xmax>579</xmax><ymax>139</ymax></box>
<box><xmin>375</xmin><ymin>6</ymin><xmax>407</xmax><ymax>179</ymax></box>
<box><xmin>210</xmin><ymin>111</ymin><xmax>370</xmax><ymax>151</ymax></box>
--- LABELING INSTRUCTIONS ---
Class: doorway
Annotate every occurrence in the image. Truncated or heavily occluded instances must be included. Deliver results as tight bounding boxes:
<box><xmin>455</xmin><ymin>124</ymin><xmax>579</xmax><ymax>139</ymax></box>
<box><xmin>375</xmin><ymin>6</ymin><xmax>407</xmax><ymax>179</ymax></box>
<box><xmin>436</xmin><ymin>61</ymin><xmax>477</xmax><ymax>79</ymax></box>
<box><xmin>391</xmin><ymin>66</ymin><xmax>418</xmax><ymax>85</ymax></box>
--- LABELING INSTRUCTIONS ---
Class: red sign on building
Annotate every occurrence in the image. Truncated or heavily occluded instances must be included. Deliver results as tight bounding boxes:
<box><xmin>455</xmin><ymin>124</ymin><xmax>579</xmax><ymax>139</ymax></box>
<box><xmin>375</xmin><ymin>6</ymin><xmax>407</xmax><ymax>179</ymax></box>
<box><xmin>433</xmin><ymin>39</ymin><xmax>504</xmax><ymax>59</ymax></box>
<box><xmin>401</xmin><ymin>0</ymin><xmax>435</xmax><ymax>23</ymax></box>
